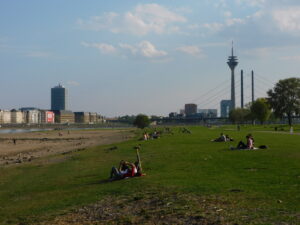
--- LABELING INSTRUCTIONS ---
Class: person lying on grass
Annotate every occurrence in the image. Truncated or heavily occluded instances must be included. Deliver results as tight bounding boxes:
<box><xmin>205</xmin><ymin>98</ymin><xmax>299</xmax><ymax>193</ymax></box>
<box><xmin>181</xmin><ymin>127</ymin><xmax>192</xmax><ymax>134</ymax></box>
<box><xmin>211</xmin><ymin>133</ymin><xmax>226</xmax><ymax>142</ymax></box>
<box><xmin>110</xmin><ymin>160</ymin><xmax>137</xmax><ymax>180</ymax></box>
<box><xmin>225</xmin><ymin>134</ymin><xmax>234</xmax><ymax>142</ymax></box>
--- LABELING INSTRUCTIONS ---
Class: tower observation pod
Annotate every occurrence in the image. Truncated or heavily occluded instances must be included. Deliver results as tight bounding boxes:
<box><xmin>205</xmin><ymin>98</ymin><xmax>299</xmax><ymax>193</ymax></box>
<box><xmin>227</xmin><ymin>42</ymin><xmax>238</xmax><ymax>110</ymax></box>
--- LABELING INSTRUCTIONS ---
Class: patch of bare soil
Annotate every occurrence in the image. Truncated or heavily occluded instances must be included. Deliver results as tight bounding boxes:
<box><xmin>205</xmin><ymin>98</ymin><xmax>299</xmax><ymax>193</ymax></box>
<box><xmin>41</xmin><ymin>192</ymin><xmax>226</xmax><ymax>225</ymax></box>
<box><xmin>0</xmin><ymin>129</ymin><xmax>134</xmax><ymax>166</ymax></box>
<box><xmin>40</xmin><ymin>191</ymin><xmax>300</xmax><ymax>225</ymax></box>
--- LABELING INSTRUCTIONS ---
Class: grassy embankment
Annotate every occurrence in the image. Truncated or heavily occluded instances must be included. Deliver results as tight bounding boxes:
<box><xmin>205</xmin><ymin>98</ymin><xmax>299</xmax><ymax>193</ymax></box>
<box><xmin>0</xmin><ymin>126</ymin><xmax>299</xmax><ymax>224</ymax></box>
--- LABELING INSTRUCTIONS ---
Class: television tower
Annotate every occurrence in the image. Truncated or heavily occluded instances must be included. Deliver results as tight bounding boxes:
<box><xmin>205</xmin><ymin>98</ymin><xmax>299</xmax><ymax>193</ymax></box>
<box><xmin>227</xmin><ymin>42</ymin><xmax>238</xmax><ymax>110</ymax></box>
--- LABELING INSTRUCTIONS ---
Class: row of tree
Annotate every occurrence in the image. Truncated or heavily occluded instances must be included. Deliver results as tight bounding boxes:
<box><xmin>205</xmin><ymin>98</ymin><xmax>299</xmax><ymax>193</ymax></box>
<box><xmin>229</xmin><ymin>77</ymin><xmax>300</xmax><ymax>126</ymax></box>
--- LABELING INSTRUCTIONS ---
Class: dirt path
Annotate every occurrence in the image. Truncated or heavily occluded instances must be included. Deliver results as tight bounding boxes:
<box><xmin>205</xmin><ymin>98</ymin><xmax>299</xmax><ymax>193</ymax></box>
<box><xmin>0</xmin><ymin>129</ymin><xmax>134</xmax><ymax>166</ymax></box>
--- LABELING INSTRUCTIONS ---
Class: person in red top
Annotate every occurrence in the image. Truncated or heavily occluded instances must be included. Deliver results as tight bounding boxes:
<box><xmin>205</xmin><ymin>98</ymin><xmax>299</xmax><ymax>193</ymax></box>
<box><xmin>110</xmin><ymin>160</ymin><xmax>137</xmax><ymax>180</ymax></box>
<box><xmin>122</xmin><ymin>161</ymin><xmax>137</xmax><ymax>178</ymax></box>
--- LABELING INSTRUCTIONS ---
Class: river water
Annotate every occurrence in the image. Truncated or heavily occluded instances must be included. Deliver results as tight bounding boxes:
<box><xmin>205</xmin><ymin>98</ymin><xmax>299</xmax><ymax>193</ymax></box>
<box><xmin>0</xmin><ymin>126</ymin><xmax>128</xmax><ymax>134</ymax></box>
<box><xmin>0</xmin><ymin>128</ymin><xmax>53</xmax><ymax>134</ymax></box>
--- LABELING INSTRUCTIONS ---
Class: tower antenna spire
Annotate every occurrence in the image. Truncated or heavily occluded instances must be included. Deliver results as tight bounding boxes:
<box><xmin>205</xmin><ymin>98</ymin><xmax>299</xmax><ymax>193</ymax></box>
<box><xmin>227</xmin><ymin>41</ymin><xmax>238</xmax><ymax>110</ymax></box>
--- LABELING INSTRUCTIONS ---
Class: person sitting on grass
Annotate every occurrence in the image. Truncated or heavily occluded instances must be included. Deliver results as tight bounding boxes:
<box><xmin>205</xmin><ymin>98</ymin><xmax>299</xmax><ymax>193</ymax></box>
<box><xmin>233</xmin><ymin>134</ymin><xmax>254</xmax><ymax>150</ymax></box>
<box><xmin>143</xmin><ymin>132</ymin><xmax>150</xmax><ymax>140</ymax></box>
<box><xmin>212</xmin><ymin>133</ymin><xmax>226</xmax><ymax>142</ymax></box>
<box><xmin>110</xmin><ymin>160</ymin><xmax>137</xmax><ymax>180</ymax></box>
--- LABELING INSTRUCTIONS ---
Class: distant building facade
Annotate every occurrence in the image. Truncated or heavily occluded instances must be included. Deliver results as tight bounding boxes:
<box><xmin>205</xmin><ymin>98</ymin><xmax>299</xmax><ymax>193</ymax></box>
<box><xmin>74</xmin><ymin>112</ymin><xmax>100</xmax><ymax>123</ymax></box>
<box><xmin>51</xmin><ymin>84</ymin><xmax>67</xmax><ymax>110</ymax></box>
<box><xmin>23</xmin><ymin>109</ymin><xmax>40</xmax><ymax>124</ymax></box>
<box><xmin>220</xmin><ymin>100</ymin><xmax>232</xmax><ymax>118</ymax></box>
<box><xmin>40</xmin><ymin>110</ymin><xmax>55</xmax><ymax>123</ymax></box>
<box><xmin>169</xmin><ymin>112</ymin><xmax>178</xmax><ymax>118</ymax></box>
<box><xmin>11</xmin><ymin>109</ymin><xmax>24</xmax><ymax>124</ymax></box>
<box><xmin>89</xmin><ymin>113</ymin><xmax>98</xmax><ymax>123</ymax></box>
<box><xmin>184</xmin><ymin>104</ymin><xmax>197</xmax><ymax>116</ymax></box>
<box><xmin>54</xmin><ymin>110</ymin><xmax>74</xmax><ymax>123</ymax></box>
<box><xmin>74</xmin><ymin>112</ymin><xmax>90</xmax><ymax>123</ymax></box>
<box><xmin>197</xmin><ymin>109</ymin><xmax>218</xmax><ymax>118</ymax></box>
<box><xmin>179</xmin><ymin>109</ymin><xmax>185</xmax><ymax>116</ymax></box>
<box><xmin>0</xmin><ymin>110</ymin><xmax>11</xmax><ymax>124</ymax></box>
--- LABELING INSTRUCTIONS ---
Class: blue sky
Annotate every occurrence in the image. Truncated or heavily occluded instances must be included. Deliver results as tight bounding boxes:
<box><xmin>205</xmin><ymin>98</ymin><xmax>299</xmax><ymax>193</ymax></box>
<box><xmin>1</xmin><ymin>0</ymin><xmax>300</xmax><ymax>116</ymax></box>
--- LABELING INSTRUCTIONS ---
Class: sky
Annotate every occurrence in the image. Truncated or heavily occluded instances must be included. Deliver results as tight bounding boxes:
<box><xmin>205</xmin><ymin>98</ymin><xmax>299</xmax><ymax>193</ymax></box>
<box><xmin>1</xmin><ymin>0</ymin><xmax>300</xmax><ymax>117</ymax></box>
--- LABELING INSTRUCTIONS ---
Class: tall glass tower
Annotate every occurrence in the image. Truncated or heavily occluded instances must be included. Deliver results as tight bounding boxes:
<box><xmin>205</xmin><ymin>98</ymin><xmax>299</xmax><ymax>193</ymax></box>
<box><xmin>51</xmin><ymin>84</ymin><xmax>67</xmax><ymax>110</ymax></box>
<box><xmin>227</xmin><ymin>43</ymin><xmax>238</xmax><ymax>110</ymax></box>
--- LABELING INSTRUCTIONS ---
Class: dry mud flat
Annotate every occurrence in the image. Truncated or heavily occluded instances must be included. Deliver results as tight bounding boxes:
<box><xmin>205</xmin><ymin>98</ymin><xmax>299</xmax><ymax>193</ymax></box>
<box><xmin>0</xmin><ymin>129</ymin><xmax>134</xmax><ymax>166</ymax></box>
<box><xmin>41</xmin><ymin>191</ymin><xmax>279</xmax><ymax>225</ymax></box>
<box><xmin>41</xmin><ymin>191</ymin><xmax>300</xmax><ymax>225</ymax></box>
<box><xmin>41</xmin><ymin>191</ymin><xmax>227</xmax><ymax>225</ymax></box>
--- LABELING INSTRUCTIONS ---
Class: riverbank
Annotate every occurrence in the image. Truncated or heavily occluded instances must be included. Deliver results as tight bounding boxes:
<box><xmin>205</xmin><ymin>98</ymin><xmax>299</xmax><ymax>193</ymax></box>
<box><xmin>0</xmin><ymin>128</ymin><xmax>134</xmax><ymax>166</ymax></box>
<box><xmin>0</xmin><ymin>122</ymin><xmax>132</xmax><ymax>130</ymax></box>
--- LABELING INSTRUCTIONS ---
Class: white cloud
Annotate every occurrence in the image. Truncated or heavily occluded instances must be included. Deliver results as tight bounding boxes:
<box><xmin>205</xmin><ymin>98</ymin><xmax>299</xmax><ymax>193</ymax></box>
<box><xmin>225</xmin><ymin>17</ymin><xmax>245</xmax><ymax>26</ymax></box>
<box><xmin>203</xmin><ymin>22</ymin><xmax>224</xmax><ymax>32</ymax></box>
<box><xmin>224</xmin><ymin>11</ymin><xmax>232</xmax><ymax>17</ymax></box>
<box><xmin>81</xmin><ymin>42</ymin><xmax>117</xmax><ymax>54</ymax></box>
<box><xmin>77</xmin><ymin>4</ymin><xmax>186</xmax><ymax>36</ymax></box>
<box><xmin>118</xmin><ymin>43</ymin><xmax>138</xmax><ymax>55</ymax></box>
<box><xmin>214</xmin><ymin>0</ymin><xmax>227</xmax><ymax>8</ymax></box>
<box><xmin>82</xmin><ymin>40</ymin><xmax>167</xmax><ymax>60</ymax></box>
<box><xmin>272</xmin><ymin>7</ymin><xmax>300</xmax><ymax>33</ymax></box>
<box><xmin>236</xmin><ymin>0</ymin><xmax>266</xmax><ymax>7</ymax></box>
<box><xmin>120</xmin><ymin>41</ymin><xmax>167</xmax><ymax>58</ymax></box>
<box><xmin>176</xmin><ymin>45</ymin><xmax>205</xmax><ymax>57</ymax></box>
<box><xmin>202</xmin><ymin>15</ymin><xmax>244</xmax><ymax>33</ymax></box>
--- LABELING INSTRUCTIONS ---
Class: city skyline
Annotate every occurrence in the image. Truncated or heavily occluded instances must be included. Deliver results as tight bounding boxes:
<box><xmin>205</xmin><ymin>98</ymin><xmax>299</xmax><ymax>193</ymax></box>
<box><xmin>1</xmin><ymin>1</ymin><xmax>300</xmax><ymax>116</ymax></box>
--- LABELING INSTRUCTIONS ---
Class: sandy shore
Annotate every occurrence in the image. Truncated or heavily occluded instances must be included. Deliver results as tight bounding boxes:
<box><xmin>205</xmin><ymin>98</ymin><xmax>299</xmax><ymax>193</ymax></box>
<box><xmin>0</xmin><ymin>129</ymin><xmax>134</xmax><ymax>166</ymax></box>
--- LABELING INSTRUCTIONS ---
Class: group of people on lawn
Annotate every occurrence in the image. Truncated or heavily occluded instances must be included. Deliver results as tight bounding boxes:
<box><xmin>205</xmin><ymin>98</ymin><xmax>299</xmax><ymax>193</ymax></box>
<box><xmin>143</xmin><ymin>131</ymin><xmax>160</xmax><ymax>140</ymax></box>
<box><xmin>110</xmin><ymin>128</ymin><xmax>263</xmax><ymax>181</ymax></box>
<box><xmin>213</xmin><ymin>132</ymin><xmax>259</xmax><ymax>150</ymax></box>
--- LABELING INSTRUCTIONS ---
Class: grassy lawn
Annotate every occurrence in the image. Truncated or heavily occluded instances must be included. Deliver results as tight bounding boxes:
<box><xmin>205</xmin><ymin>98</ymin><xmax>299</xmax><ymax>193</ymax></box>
<box><xmin>0</xmin><ymin>126</ymin><xmax>299</xmax><ymax>224</ymax></box>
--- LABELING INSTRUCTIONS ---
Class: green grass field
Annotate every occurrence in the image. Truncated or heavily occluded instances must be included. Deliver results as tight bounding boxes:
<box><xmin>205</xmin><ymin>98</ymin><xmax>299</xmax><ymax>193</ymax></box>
<box><xmin>0</xmin><ymin>126</ymin><xmax>299</xmax><ymax>224</ymax></box>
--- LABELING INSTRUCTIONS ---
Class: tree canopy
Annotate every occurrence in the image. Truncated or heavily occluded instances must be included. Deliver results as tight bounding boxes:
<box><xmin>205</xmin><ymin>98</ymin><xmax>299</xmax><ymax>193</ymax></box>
<box><xmin>133</xmin><ymin>114</ymin><xmax>150</xmax><ymax>129</ymax></box>
<box><xmin>267</xmin><ymin>77</ymin><xmax>300</xmax><ymax>126</ymax></box>
<box><xmin>229</xmin><ymin>108</ymin><xmax>251</xmax><ymax>124</ymax></box>
<box><xmin>250</xmin><ymin>98</ymin><xmax>271</xmax><ymax>124</ymax></box>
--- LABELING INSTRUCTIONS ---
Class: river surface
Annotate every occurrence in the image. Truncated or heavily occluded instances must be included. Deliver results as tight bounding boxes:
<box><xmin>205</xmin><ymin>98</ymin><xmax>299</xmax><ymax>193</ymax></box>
<box><xmin>0</xmin><ymin>127</ymin><xmax>128</xmax><ymax>134</ymax></box>
<box><xmin>0</xmin><ymin>128</ymin><xmax>53</xmax><ymax>134</ymax></box>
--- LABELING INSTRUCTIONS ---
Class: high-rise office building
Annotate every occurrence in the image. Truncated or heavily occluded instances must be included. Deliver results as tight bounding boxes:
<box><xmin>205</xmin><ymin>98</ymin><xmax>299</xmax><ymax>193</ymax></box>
<box><xmin>184</xmin><ymin>103</ymin><xmax>197</xmax><ymax>116</ymax></box>
<box><xmin>220</xmin><ymin>100</ymin><xmax>231</xmax><ymax>118</ymax></box>
<box><xmin>51</xmin><ymin>84</ymin><xmax>67</xmax><ymax>110</ymax></box>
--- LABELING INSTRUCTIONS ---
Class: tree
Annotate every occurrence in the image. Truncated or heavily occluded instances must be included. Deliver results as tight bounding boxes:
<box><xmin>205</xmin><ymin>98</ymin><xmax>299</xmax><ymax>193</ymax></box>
<box><xmin>133</xmin><ymin>114</ymin><xmax>150</xmax><ymax>129</ymax></box>
<box><xmin>229</xmin><ymin>108</ymin><xmax>251</xmax><ymax>124</ymax></box>
<box><xmin>267</xmin><ymin>77</ymin><xmax>300</xmax><ymax>126</ymax></box>
<box><xmin>250</xmin><ymin>98</ymin><xmax>271</xmax><ymax>124</ymax></box>
<box><xmin>118</xmin><ymin>115</ymin><xmax>136</xmax><ymax>124</ymax></box>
